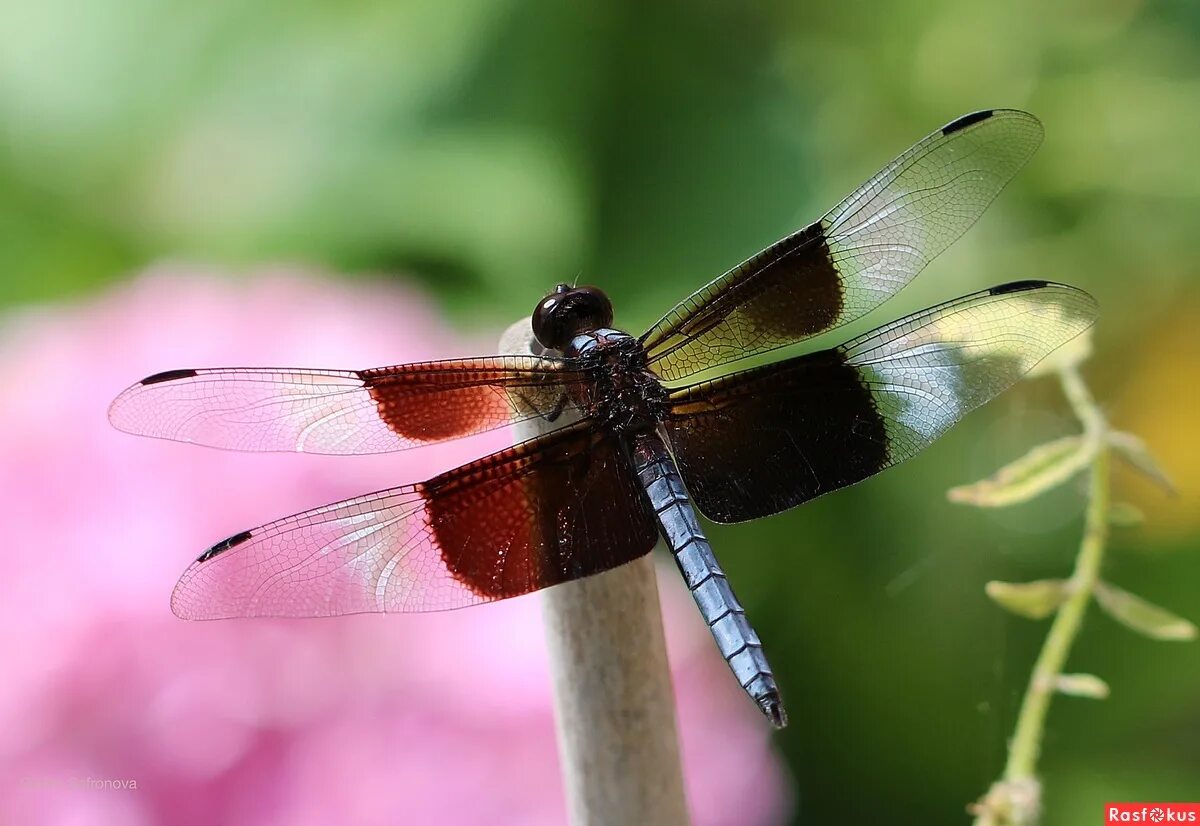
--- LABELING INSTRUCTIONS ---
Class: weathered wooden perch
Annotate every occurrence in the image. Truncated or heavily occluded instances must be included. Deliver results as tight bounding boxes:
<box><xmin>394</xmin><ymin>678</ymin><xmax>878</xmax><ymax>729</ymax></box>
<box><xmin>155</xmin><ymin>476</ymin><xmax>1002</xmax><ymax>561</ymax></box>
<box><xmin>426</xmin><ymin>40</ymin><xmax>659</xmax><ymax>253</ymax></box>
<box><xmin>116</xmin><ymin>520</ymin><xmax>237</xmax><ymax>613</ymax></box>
<box><xmin>498</xmin><ymin>319</ymin><xmax>690</xmax><ymax>826</ymax></box>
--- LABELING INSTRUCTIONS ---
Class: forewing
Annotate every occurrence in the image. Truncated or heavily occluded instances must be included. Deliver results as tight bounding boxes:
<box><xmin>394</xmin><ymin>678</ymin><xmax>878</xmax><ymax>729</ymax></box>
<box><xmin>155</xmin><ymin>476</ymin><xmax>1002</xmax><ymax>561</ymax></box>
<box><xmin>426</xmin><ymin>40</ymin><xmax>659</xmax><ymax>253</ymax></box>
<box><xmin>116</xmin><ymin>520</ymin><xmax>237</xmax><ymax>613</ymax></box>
<box><xmin>171</xmin><ymin>423</ymin><xmax>658</xmax><ymax>618</ymax></box>
<box><xmin>109</xmin><ymin>356</ymin><xmax>587</xmax><ymax>454</ymax></box>
<box><xmin>663</xmin><ymin>281</ymin><xmax>1097</xmax><ymax>522</ymax></box>
<box><xmin>642</xmin><ymin>110</ymin><xmax>1044</xmax><ymax>381</ymax></box>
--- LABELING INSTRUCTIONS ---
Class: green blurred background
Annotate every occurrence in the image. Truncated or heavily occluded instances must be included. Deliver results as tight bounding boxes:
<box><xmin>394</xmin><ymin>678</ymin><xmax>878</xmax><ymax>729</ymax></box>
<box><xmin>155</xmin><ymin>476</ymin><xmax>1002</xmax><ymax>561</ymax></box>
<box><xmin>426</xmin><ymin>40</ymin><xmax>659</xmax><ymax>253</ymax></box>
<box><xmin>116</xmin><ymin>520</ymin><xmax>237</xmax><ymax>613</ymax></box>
<box><xmin>3</xmin><ymin>0</ymin><xmax>1197</xmax><ymax>822</ymax></box>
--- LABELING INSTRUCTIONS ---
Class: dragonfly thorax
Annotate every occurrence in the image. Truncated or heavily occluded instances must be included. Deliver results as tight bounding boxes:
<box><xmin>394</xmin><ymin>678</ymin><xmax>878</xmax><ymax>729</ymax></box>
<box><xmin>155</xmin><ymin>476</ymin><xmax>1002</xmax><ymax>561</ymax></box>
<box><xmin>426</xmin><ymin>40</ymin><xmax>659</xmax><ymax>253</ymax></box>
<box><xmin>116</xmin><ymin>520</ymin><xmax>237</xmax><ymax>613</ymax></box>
<box><xmin>566</xmin><ymin>328</ymin><xmax>668</xmax><ymax>435</ymax></box>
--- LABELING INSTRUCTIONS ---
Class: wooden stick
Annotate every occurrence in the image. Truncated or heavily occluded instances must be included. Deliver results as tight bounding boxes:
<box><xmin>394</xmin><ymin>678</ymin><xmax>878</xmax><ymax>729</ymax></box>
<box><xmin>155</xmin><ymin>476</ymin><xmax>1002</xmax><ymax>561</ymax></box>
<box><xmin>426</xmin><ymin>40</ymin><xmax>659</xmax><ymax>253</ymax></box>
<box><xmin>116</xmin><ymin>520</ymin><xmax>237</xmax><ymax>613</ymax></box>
<box><xmin>498</xmin><ymin>319</ymin><xmax>690</xmax><ymax>826</ymax></box>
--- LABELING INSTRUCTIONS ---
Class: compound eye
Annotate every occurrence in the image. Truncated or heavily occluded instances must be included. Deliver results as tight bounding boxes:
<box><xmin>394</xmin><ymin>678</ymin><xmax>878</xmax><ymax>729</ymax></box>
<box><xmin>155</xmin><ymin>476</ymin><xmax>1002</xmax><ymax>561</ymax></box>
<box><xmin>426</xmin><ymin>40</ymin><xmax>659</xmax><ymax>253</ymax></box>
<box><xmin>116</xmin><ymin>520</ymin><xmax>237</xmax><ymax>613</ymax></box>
<box><xmin>531</xmin><ymin>291</ymin><xmax>567</xmax><ymax>350</ymax></box>
<box><xmin>531</xmin><ymin>286</ymin><xmax>613</xmax><ymax>350</ymax></box>
<box><xmin>577</xmin><ymin>287</ymin><xmax>614</xmax><ymax>330</ymax></box>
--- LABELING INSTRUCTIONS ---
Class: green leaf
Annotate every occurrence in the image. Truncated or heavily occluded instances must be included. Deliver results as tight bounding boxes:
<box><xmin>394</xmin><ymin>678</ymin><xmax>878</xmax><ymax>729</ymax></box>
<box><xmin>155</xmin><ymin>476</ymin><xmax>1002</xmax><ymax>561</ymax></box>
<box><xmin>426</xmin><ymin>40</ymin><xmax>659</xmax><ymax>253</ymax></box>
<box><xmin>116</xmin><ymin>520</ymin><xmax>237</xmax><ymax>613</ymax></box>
<box><xmin>1108</xmin><ymin>502</ymin><xmax>1145</xmax><ymax>527</ymax></box>
<box><xmin>1054</xmin><ymin>673</ymin><xmax>1110</xmax><ymax>699</ymax></box>
<box><xmin>1108</xmin><ymin>431</ymin><xmax>1177</xmax><ymax>495</ymax></box>
<box><xmin>948</xmin><ymin>436</ymin><xmax>1094</xmax><ymax>507</ymax></box>
<box><xmin>1094</xmin><ymin>581</ymin><xmax>1198</xmax><ymax>641</ymax></box>
<box><xmin>985</xmin><ymin>579</ymin><xmax>1070</xmax><ymax>620</ymax></box>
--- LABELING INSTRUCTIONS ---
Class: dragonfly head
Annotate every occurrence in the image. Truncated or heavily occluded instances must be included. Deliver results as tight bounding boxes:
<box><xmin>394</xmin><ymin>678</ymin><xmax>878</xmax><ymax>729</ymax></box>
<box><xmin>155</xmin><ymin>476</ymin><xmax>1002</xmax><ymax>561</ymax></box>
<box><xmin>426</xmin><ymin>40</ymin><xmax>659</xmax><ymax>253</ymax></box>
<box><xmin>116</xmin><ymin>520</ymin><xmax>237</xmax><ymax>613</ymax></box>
<box><xmin>532</xmin><ymin>284</ymin><xmax>614</xmax><ymax>351</ymax></box>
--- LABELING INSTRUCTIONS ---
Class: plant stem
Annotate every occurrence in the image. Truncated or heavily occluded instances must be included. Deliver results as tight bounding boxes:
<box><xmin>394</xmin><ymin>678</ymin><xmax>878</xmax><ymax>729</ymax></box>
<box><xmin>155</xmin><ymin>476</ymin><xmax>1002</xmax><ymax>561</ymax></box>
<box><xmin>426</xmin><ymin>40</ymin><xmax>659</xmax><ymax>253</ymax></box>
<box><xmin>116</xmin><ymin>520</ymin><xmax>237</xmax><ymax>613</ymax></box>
<box><xmin>1005</xmin><ymin>451</ymin><xmax>1108</xmax><ymax>777</ymax></box>
<box><xmin>1059</xmin><ymin>364</ymin><xmax>1105</xmax><ymax>438</ymax></box>
<box><xmin>972</xmin><ymin>366</ymin><xmax>1110</xmax><ymax>825</ymax></box>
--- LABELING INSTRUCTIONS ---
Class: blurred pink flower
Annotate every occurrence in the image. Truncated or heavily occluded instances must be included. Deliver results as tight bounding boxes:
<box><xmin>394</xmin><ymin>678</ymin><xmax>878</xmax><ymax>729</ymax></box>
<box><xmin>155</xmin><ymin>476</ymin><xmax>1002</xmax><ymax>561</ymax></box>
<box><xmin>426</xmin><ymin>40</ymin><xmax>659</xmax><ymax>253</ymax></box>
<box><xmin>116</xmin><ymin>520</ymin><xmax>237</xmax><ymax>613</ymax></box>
<box><xmin>0</xmin><ymin>266</ymin><xmax>791</xmax><ymax>826</ymax></box>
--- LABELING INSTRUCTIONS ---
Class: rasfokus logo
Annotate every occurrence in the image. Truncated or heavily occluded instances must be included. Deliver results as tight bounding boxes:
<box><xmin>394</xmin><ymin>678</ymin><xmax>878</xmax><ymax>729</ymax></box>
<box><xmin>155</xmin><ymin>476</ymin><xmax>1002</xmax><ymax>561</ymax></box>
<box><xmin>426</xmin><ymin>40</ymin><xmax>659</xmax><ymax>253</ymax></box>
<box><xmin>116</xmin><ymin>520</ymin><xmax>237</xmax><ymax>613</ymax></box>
<box><xmin>1107</xmin><ymin>803</ymin><xmax>1200</xmax><ymax>823</ymax></box>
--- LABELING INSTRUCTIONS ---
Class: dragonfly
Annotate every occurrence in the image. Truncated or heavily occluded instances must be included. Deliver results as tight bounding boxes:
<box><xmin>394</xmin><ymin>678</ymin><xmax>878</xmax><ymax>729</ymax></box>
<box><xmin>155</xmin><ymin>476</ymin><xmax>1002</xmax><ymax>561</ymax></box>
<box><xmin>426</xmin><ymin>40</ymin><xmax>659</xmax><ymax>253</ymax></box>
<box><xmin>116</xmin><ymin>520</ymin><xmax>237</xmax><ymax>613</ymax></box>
<box><xmin>110</xmin><ymin>109</ymin><xmax>1096</xmax><ymax>728</ymax></box>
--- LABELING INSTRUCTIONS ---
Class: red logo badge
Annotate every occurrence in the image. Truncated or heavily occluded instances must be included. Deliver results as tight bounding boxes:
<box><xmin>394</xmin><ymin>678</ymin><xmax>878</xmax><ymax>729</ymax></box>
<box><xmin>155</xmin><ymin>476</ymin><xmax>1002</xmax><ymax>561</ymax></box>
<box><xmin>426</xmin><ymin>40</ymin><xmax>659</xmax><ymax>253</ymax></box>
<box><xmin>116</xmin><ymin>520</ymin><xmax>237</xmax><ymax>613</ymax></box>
<box><xmin>1106</xmin><ymin>804</ymin><xmax>1200</xmax><ymax>824</ymax></box>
